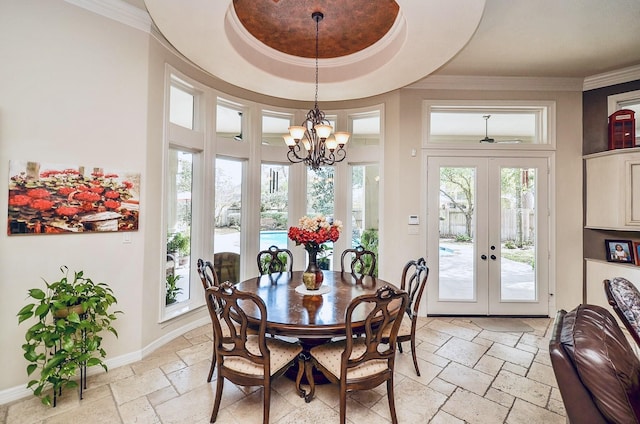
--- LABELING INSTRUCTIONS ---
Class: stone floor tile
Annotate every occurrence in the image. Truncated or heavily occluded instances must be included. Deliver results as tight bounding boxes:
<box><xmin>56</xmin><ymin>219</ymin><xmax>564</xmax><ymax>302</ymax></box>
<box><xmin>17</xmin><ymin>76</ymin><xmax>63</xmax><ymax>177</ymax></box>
<box><xmin>87</xmin><ymin>365</ymin><xmax>134</xmax><ymax>388</ymax></box>
<box><xmin>165</xmin><ymin>359</ymin><xmax>211</xmax><ymax>395</ymax></box>
<box><xmin>527</xmin><ymin>361</ymin><xmax>558</xmax><ymax>388</ymax></box>
<box><xmin>119</xmin><ymin>396</ymin><xmax>161</xmax><ymax>423</ymax></box>
<box><xmin>111</xmin><ymin>368</ymin><xmax>171</xmax><ymax>405</ymax></box>
<box><xmin>520</xmin><ymin>332</ymin><xmax>550</xmax><ymax>351</ymax></box>
<box><xmin>477</xmin><ymin>329</ymin><xmax>522</xmax><ymax>347</ymax></box>
<box><xmin>506</xmin><ymin>398</ymin><xmax>565</xmax><ymax>424</ymax></box>
<box><xmin>515</xmin><ymin>341</ymin><xmax>538</xmax><ymax>354</ymax></box>
<box><xmin>470</xmin><ymin>336</ymin><xmax>494</xmax><ymax>347</ymax></box>
<box><xmin>534</xmin><ymin>349</ymin><xmax>552</xmax><ymax>366</ymax></box>
<box><xmin>42</xmin><ymin>395</ymin><xmax>120</xmax><ymax>424</ymax></box>
<box><xmin>146</xmin><ymin>385</ymin><xmax>179</xmax><ymax>407</ymax></box>
<box><xmin>486</xmin><ymin>342</ymin><xmax>534</xmax><ymax>368</ymax></box>
<box><xmin>430</xmin><ymin>410</ymin><xmax>465</xmax><ymax>424</ymax></box>
<box><xmin>492</xmin><ymin>370</ymin><xmax>551</xmax><ymax>407</ymax></box>
<box><xmin>442</xmin><ymin>388</ymin><xmax>509</xmax><ymax>424</ymax></box>
<box><xmin>130</xmin><ymin>351</ymin><xmax>182</xmax><ymax>375</ymax></box>
<box><xmin>428</xmin><ymin>320</ymin><xmax>480</xmax><ymax>341</ymax></box>
<box><xmin>175</xmin><ymin>341</ymin><xmax>212</xmax><ymax>366</ymax></box>
<box><xmin>428</xmin><ymin>377</ymin><xmax>457</xmax><ymax>397</ymax></box>
<box><xmin>415</xmin><ymin>327</ymin><xmax>452</xmax><ymax>347</ymax></box>
<box><xmin>484</xmin><ymin>387</ymin><xmax>515</xmax><ymax>408</ymax></box>
<box><xmin>436</xmin><ymin>337</ymin><xmax>489</xmax><ymax>368</ymax></box>
<box><xmin>226</xmin><ymin>387</ymin><xmax>296</xmax><ymax>424</ymax></box>
<box><xmin>502</xmin><ymin>362</ymin><xmax>528</xmax><ymax>376</ymax></box>
<box><xmin>439</xmin><ymin>362</ymin><xmax>493</xmax><ymax>396</ymax></box>
<box><xmin>474</xmin><ymin>354</ymin><xmax>504</xmax><ymax>377</ymax></box>
<box><xmin>155</xmin><ymin>383</ymin><xmax>216</xmax><ymax>424</ymax></box>
<box><xmin>276</xmin><ymin>396</ymin><xmax>341</xmax><ymax>424</ymax></box>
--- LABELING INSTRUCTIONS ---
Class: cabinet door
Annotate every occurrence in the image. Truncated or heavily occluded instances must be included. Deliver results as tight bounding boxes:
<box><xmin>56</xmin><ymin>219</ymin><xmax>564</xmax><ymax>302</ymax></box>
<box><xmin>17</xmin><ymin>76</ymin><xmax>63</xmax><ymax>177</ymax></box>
<box><xmin>627</xmin><ymin>161</ymin><xmax>640</xmax><ymax>225</ymax></box>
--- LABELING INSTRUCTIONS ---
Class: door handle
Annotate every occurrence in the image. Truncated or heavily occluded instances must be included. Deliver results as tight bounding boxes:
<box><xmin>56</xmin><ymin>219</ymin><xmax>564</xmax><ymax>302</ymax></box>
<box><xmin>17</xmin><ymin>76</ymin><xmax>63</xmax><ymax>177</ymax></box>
<box><xmin>481</xmin><ymin>254</ymin><xmax>487</xmax><ymax>260</ymax></box>
<box><xmin>490</xmin><ymin>255</ymin><xmax>497</xmax><ymax>260</ymax></box>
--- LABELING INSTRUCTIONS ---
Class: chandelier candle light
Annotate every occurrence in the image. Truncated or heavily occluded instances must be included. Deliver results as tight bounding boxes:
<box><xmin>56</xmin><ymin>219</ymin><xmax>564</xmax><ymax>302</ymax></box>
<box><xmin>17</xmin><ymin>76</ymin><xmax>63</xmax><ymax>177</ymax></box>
<box><xmin>288</xmin><ymin>215</ymin><xmax>342</xmax><ymax>290</ymax></box>
<box><xmin>283</xmin><ymin>11</ymin><xmax>350</xmax><ymax>170</ymax></box>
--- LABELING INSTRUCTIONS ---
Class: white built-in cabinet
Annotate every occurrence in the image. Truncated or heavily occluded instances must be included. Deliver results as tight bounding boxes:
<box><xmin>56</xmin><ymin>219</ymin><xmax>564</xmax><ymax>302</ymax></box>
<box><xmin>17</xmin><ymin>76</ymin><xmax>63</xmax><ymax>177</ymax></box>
<box><xmin>584</xmin><ymin>148</ymin><xmax>640</xmax><ymax>306</ymax></box>
<box><xmin>585</xmin><ymin>148</ymin><xmax>640</xmax><ymax>230</ymax></box>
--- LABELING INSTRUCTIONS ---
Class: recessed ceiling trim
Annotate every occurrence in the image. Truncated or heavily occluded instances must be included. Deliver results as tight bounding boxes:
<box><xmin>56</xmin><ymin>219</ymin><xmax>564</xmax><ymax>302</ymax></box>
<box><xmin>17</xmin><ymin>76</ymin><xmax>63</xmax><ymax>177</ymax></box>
<box><xmin>65</xmin><ymin>0</ymin><xmax>151</xmax><ymax>33</ymax></box>
<box><xmin>583</xmin><ymin>65</ymin><xmax>640</xmax><ymax>92</ymax></box>
<box><xmin>409</xmin><ymin>75</ymin><xmax>584</xmax><ymax>92</ymax></box>
<box><xmin>144</xmin><ymin>0</ymin><xmax>487</xmax><ymax>101</ymax></box>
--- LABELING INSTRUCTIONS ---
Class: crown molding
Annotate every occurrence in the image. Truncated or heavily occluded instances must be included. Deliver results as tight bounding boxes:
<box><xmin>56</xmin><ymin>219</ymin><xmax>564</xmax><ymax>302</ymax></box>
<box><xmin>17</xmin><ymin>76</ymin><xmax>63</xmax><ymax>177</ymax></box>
<box><xmin>406</xmin><ymin>75</ymin><xmax>583</xmax><ymax>92</ymax></box>
<box><xmin>64</xmin><ymin>0</ymin><xmax>152</xmax><ymax>34</ymax></box>
<box><xmin>583</xmin><ymin>64</ymin><xmax>640</xmax><ymax>91</ymax></box>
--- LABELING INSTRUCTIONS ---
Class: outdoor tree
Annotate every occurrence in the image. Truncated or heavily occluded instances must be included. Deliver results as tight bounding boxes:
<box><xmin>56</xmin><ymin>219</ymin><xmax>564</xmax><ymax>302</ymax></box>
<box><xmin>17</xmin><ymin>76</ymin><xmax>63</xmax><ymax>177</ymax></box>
<box><xmin>308</xmin><ymin>167</ymin><xmax>335</xmax><ymax>216</ymax></box>
<box><xmin>439</xmin><ymin>167</ymin><xmax>475</xmax><ymax>238</ymax></box>
<box><xmin>501</xmin><ymin>168</ymin><xmax>534</xmax><ymax>248</ymax></box>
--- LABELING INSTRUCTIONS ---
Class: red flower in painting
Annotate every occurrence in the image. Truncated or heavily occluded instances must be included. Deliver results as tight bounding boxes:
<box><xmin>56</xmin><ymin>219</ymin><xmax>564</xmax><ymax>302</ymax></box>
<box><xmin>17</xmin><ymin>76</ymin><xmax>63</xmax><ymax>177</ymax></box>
<box><xmin>104</xmin><ymin>200</ymin><xmax>121</xmax><ymax>209</ymax></box>
<box><xmin>56</xmin><ymin>206</ymin><xmax>80</xmax><ymax>216</ymax></box>
<box><xmin>90</xmin><ymin>186</ymin><xmax>104</xmax><ymax>194</ymax></box>
<box><xmin>104</xmin><ymin>190</ymin><xmax>120</xmax><ymax>199</ymax></box>
<box><xmin>105</xmin><ymin>173</ymin><xmax>119</xmax><ymax>178</ymax></box>
<box><xmin>80</xmin><ymin>202</ymin><xmax>94</xmax><ymax>212</ymax></box>
<box><xmin>57</xmin><ymin>187</ymin><xmax>75</xmax><ymax>196</ymax></box>
<box><xmin>74</xmin><ymin>191</ymin><xmax>101</xmax><ymax>202</ymax></box>
<box><xmin>30</xmin><ymin>199</ymin><xmax>54</xmax><ymax>211</ymax></box>
<box><xmin>76</xmin><ymin>185</ymin><xmax>89</xmax><ymax>192</ymax></box>
<box><xmin>123</xmin><ymin>181</ymin><xmax>133</xmax><ymax>189</ymax></box>
<box><xmin>9</xmin><ymin>195</ymin><xmax>31</xmax><ymax>207</ymax></box>
<box><xmin>27</xmin><ymin>188</ymin><xmax>51</xmax><ymax>199</ymax></box>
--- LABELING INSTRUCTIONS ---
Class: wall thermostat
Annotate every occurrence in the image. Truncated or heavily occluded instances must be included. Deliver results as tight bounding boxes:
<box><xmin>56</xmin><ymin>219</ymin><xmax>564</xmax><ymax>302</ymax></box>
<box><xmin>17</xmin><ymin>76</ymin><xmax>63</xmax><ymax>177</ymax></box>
<box><xmin>408</xmin><ymin>215</ymin><xmax>419</xmax><ymax>225</ymax></box>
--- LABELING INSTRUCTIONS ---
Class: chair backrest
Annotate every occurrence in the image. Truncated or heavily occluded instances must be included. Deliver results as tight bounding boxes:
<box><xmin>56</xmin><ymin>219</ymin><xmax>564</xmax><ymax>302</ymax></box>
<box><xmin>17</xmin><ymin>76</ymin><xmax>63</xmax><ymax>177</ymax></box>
<box><xmin>342</xmin><ymin>285</ymin><xmax>408</xmax><ymax>376</ymax></box>
<box><xmin>257</xmin><ymin>245</ymin><xmax>293</xmax><ymax>275</ymax></box>
<box><xmin>197</xmin><ymin>258</ymin><xmax>223</xmax><ymax>315</ymax></box>
<box><xmin>549</xmin><ymin>304</ymin><xmax>640</xmax><ymax>424</ymax></box>
<box><xmin>340</xmin><ymin>245</ymin><xmax>377</xmax><ymax>279</ymax></box>
<box><xmin>400</xmin><ymin>257</ymin><xmax>429</xmax><ymax>320</ymax></box>
<box><xmin>604</xmin><ymin>277</ymin><xmax>640</xmax><ymax>347</ymax></box>
<box><xmin>206</xmin><ymin>282</ymin><xmax>270</xmax><ymax>374</ymax></box>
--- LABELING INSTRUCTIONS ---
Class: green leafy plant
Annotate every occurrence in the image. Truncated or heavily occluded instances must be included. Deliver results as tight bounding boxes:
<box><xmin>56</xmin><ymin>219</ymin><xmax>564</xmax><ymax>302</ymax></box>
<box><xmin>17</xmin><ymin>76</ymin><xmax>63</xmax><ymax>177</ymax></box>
<box><xmin>167</xmin><ymin>232</ymin><xmax>190</xmax><ymax>256</ymax></box>
<box><xmin>17</xmin><ymin>266</ymin><xmax>121</xmax><ymax>406</ymax></box>
<box><xmin>359</xmin><ymin>229</ymin><xmax>379</xmax><ymax>276</ymax></box>
<box><xmin>317</xmin><ymin>243</ymin><xmax>332</xmax><ymax>270</ymax></box>
<box><xmin>166</xmin><ymin>273</ymin><xmax>183</xmax><ymax>305</ymax></box>
<box><xmin>259</xmin><ymin>252</ymin><xmax>289</xmax><ymax>273</ymax></box>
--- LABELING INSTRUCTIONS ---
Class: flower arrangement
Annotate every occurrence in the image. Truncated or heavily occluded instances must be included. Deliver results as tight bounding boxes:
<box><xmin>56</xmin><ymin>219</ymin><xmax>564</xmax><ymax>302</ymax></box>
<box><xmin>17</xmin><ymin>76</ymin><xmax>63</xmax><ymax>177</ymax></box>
<box><xmin>8</xmin><ymin>162</ymin><xmax>139</xmax><ymax>234</ymax></box>
<box><xmin>288</xmin><ymin>215</ymin><xmax>342</xmax><ymax>251</ymax></box>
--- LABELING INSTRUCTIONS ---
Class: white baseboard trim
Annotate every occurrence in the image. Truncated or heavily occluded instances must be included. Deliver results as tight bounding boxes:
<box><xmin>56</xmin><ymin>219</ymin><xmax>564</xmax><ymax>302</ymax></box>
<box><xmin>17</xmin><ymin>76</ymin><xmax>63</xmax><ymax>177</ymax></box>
<box><xmin>0</xmin><ymin>316</ymin><xmax>209</xmax><ymax>406</ymax></box>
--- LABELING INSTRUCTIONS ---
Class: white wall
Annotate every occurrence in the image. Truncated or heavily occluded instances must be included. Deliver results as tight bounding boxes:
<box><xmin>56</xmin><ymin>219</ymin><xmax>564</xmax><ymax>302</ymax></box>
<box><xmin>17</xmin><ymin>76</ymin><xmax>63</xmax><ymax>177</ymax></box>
<box><xmin>0</xmin><ymin>0</ymin><xmax>152</xmax><ymax>397</ymax></box>
<box><xmin>0</xmin><ymin>0</ymin><xmax>585</xmax><ymax>403</ymax></box>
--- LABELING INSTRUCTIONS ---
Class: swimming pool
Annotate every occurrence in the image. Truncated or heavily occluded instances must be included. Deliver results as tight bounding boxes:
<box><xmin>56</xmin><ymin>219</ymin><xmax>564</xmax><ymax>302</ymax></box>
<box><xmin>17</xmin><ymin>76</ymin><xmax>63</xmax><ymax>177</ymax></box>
<box><xmin>259</xmin><ymin>230</ymin><xmax>288</xmax><ymax>250</ymax></box>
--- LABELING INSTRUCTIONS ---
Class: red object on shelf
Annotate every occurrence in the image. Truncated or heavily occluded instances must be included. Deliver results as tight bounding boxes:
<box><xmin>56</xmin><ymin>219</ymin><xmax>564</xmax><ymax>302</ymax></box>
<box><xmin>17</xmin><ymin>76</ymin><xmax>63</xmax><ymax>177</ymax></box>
<box><xmin>608</xmin><ymin>109</ymin><xmax>636</xmax><ymax>150</ymax></box>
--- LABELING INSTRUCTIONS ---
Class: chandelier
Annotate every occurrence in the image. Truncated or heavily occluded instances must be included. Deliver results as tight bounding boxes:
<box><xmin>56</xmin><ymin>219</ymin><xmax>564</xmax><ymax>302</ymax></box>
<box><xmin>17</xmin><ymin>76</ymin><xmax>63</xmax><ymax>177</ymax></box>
<box><xmin>283</xmin><ymin>11</ymin><xmax>350</xmax><ymax>170</ymax></box>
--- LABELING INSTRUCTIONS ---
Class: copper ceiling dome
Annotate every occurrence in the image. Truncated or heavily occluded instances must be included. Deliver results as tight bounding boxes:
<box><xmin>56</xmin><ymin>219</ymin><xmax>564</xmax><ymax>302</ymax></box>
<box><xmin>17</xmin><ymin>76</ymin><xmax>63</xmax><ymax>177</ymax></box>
<box><xmin>233</xmin><ymin>0</ymin><xmax>400</xmax><ymax>59</ymax></box>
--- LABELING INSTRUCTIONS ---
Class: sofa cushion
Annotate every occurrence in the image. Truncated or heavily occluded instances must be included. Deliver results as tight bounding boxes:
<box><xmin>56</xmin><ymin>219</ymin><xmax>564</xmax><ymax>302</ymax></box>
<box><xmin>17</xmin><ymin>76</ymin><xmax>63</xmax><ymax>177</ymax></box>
<box><xmin>561</xmin><ymin>304</ymin><xmax>640</xmax><ymax>424</ymax></box>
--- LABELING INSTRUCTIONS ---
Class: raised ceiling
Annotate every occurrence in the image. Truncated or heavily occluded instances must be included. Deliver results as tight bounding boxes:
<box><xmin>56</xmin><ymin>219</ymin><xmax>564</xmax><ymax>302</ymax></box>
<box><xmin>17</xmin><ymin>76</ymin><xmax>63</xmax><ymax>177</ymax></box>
<box><xmin>141</xmin><ymin>0</ymin><xmax>640</xmax><ymax>101</ymax></box>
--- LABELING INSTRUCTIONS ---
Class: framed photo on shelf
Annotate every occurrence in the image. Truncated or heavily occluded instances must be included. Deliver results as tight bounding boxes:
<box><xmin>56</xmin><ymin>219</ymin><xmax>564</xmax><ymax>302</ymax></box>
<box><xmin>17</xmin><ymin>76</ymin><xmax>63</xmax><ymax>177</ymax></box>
<box><xmin>605</xmin><ymin>239</ymin><xmax>635</xmax><ymax>264</ymax></box>
<box><xmin>634</xmin><ymin>242</ymin><xmax>640</xmax><ymax>266</ymax></box>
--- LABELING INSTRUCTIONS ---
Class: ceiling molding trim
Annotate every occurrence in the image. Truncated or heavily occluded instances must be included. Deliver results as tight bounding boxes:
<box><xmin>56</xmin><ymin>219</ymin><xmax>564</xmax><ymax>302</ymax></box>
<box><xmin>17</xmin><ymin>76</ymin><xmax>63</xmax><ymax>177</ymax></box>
<box><xmin>406</xmin><ymin>75</ymin><xmax>583</xmax><ymax>92</ymax></box>
<box><xmin>64</xmin><ymin>0</ymin><xmax>152</xmax><ymax>34</ymax></box>
<box><xmin>583</xmin><ymin>65</ymin><xmax>640</xmax><ymax>91</ymax></box>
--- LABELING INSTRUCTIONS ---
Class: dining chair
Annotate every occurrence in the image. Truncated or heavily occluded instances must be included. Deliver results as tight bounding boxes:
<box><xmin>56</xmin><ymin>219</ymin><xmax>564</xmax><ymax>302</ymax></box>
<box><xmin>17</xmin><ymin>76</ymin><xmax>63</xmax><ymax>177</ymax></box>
<box><xmin>301</xmin><ymin>285</ymin><xmax>409</xmax><ymax>424</ymax></box>
<box><xmin>604</xmin><ymin>277</ymin><xmax>640</xmax><ymax>347</ymax></box>
<box><xmin>382</xmin><ymin>257</ymin><xmax>429</xmax><ymax>376</ymax></box>
<box><xmin>340</xmin><ymin>245</ymin><xmax>376</xmax><ymax>279</ymax></box>
<box><xmin>256</xmin><ymin>245</ymin><xmax>294</xmax><ymax>275</ymax></box>
<box><xmin>206</xmin><ymin>281</ymin><xmax>303</xmax><ymax>424</ymax></box>
<box><xmin>196</xmin><ymin>258</ymin><xmax>223</xmax><ymax>382</ymax></box>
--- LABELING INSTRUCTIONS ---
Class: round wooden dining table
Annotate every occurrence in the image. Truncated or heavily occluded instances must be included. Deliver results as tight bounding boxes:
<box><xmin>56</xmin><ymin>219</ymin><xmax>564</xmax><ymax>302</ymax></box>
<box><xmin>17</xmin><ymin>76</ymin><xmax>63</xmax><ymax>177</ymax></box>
<box><xmin>234</xmin><ymin>270</ymin><xmax>400</xmax><ymax>340</ymax></box>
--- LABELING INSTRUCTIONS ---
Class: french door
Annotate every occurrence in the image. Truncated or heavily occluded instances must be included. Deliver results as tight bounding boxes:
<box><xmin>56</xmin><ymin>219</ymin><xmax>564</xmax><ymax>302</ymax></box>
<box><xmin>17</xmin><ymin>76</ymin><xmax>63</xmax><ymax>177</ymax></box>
<box><xmin>426</xmin><ymin>156</ymin><xmax>549</xmax><ymax>316</ymax></box>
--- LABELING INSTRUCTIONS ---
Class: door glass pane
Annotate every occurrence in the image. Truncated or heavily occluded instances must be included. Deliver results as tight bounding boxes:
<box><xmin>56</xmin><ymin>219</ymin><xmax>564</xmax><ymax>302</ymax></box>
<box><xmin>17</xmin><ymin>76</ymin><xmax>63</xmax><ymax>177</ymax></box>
<box><xmin>352</xmin><ymin>164</ymin><xmax>379</xmax><ymax>275</ymax></box>
<box><xmin>500</xmin><ymin>167</ymin><xmax>536</xmax><ymax>301</ymax></box>
<box><xmin>430</xmin><ymin>111</ymin><xmax>538</xmax><ymax>144</ymax></box>
<box><xmin>214</xmin><ymin>158</ymin><xmax>243</xmax><ymax>283</ymax></box>
<box><xmin>165</xmin><ymin>149</ymin><xmax>192</xmax><ymax>305</ymax></box>
<box><xmin>438</xmin><ymin>166</ymin><xmax>476</xmax><ymax>300</ymax></box>
<box><xmin>260</xmin><ymin>164</ymin><xmax>289</xmax><ymax>250</ymax></box>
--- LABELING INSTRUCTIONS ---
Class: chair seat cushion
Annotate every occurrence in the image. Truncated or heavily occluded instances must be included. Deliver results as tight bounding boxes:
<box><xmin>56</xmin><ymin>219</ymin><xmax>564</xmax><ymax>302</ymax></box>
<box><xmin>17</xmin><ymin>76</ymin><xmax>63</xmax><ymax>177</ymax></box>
<box><xmin>310</xmin><ymin>338</ymin><xmax>388</xmax><ymax>379</ymax></box>
<box><xmin>561</xmin><ymin>304</ymin><xmax>640</xmax><ymax>423</ymax></box>
<box><xmin>223</xmin><ymin>336</ymin><xmax>302</xmax><ymax>376</ymax></box>
<box><xmin>381</xmin><ymin>316</ymin><xmax>412</xmax><ymax>338</ymax></box>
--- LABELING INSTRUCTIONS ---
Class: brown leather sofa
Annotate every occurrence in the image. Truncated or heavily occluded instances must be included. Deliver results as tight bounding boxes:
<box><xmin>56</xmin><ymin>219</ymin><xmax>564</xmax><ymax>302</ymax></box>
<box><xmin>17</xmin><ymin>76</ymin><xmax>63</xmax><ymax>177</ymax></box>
<box><xmin>549</xmin><ymin>304</ymin><xmax>640</xmax><ymax>423</ymax></box>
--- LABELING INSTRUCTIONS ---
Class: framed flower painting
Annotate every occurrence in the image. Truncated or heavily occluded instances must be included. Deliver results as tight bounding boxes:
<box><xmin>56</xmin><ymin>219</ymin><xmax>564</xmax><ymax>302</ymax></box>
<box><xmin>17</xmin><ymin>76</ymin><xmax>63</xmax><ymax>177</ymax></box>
<box><xmin>7</xmin><ymin>160</ymin><xmax>140</xmax><ymax>235</ymax></box>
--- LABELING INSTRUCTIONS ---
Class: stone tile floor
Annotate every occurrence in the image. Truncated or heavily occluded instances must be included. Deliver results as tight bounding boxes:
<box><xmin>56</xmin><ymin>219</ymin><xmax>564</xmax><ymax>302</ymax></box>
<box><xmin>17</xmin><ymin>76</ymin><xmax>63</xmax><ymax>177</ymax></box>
<box><xmin>0</xmin><ymin>317</ymin><xmax>565</xmax><ymax>423</ymax></box>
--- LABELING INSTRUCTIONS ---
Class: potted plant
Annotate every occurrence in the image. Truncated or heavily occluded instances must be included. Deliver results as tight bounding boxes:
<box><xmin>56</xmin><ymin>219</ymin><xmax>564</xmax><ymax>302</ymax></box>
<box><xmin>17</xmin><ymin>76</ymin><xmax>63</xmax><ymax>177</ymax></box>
<box><xmin>166</xmin><ymin>273</ymin><xmax>183</xmax><ymax>305</ymax></box>
<box><xmin>17</xmin><ymin>266</ymin><xmax>121</xmax><ymax>406</ymax></box>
